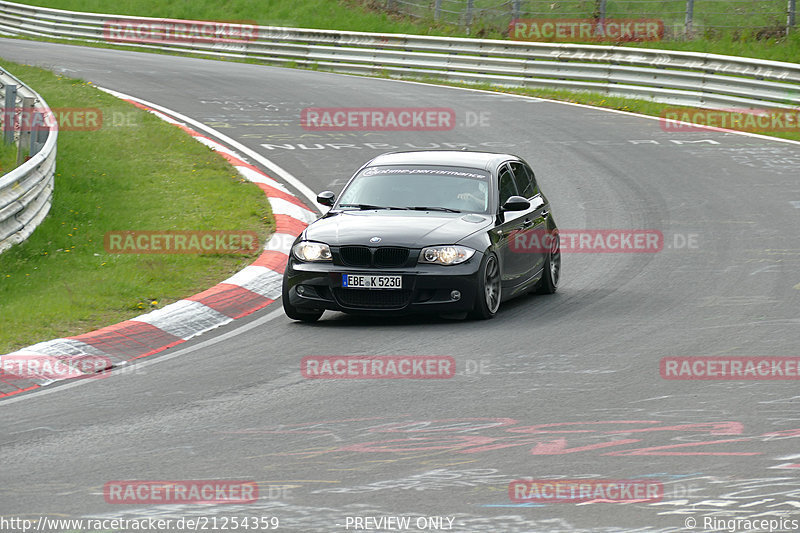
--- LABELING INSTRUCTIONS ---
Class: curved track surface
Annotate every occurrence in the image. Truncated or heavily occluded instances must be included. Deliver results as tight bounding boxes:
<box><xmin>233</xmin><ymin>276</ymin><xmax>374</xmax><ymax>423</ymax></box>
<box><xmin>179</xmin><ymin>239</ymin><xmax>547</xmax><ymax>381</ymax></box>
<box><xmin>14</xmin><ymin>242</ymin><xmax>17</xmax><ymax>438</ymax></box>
<box><xmin>1</xmin><ymin>39</ymin><xmax>800</xmax><ymax>532</ymax></box>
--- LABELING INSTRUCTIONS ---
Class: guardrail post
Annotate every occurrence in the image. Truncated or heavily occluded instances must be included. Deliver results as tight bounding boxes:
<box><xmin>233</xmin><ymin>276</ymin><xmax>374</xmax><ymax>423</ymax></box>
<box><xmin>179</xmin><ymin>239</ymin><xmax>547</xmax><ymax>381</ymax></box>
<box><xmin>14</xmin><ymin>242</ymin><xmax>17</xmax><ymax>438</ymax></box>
<box><xmin>685</xmin><ymin>0</ymin><xmax>695</xmax><ymax>39</ymax></box>
<box><xmin>465</xmin><ymin>0</ymin><xmax>474</xmax><ymax>33</ymax></box>
<box><xmin>17</xmin><ymin>96</ymin><xmax>34</xmax><ymax>165</ymax></box>
<box><xmin>3</xmin><ymin>83</ymin><xmax>16</xmax><ymax>145</ymax></box>
<box><xmin>789</xmin><ymin>0</ymin><xmax>796</xmax><ymax>36</ymax></box>
<box><xmin>596</xmin><ymin>0</ymin><xmax>607</xmax><ymax>22</ymax></box>
<box><xmin>434</xmin><ymin>0</ymin><xmax>442</xmax><ymax>21</ymax></box>
<box><xmin>512</xmin><ymin>0</ymin><xmax>521</xmax><ymax>21</ymax></box>
<box><xmin>29</xmin><ymin>111</ymin><xmax>45</xmax><ymax>156</ymax></box>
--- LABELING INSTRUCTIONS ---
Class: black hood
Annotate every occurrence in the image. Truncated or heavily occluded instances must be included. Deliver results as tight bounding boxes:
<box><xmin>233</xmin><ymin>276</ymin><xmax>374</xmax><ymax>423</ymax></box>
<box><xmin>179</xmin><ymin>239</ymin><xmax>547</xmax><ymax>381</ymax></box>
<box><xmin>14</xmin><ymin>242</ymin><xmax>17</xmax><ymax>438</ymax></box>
<box><xmin>303</xmin><ymin>210</ymin><xmax>492</xmax><ymax>248</ymax></box>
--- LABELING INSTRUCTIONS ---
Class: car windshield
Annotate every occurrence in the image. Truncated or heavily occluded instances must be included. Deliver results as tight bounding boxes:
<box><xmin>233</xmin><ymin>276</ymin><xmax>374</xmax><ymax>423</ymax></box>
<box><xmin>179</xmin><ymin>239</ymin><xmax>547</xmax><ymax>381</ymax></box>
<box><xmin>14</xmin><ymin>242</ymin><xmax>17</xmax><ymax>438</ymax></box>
<box><xmin>337</xmin><ymin>165</ymin><xmax>491</xmax><ymax>214</ymax></box>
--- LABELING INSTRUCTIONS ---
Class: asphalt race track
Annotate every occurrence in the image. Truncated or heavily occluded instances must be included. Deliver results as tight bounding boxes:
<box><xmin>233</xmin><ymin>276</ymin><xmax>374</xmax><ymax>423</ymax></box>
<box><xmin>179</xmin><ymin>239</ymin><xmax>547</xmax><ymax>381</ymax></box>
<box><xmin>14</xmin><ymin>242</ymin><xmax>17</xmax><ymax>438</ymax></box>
<box><xmin>1</xmin><ymin>38</ymin><xmax>800</xmax><ymax>532</ymax></box>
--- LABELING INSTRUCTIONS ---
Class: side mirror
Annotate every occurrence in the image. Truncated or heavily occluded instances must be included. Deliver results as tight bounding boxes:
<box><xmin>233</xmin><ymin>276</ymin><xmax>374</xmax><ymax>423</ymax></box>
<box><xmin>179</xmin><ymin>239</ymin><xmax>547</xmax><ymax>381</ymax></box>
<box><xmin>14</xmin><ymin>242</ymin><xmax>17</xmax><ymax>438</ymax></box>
<box><xmin>501</xmin><ymin>195</ymin><xmax>530</xmax><ymax>212</ymax></box>
<box><xmin>317</xmin><ymin>190</ymin><xmax>336</xmax><ymax>207</ymax></box>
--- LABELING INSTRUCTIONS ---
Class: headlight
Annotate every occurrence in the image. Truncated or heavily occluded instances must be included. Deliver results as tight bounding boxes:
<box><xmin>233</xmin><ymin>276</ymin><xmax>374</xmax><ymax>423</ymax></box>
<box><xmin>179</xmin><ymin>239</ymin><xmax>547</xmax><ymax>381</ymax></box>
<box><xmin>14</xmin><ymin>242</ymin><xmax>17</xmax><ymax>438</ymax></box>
<box><xmin>419</xmin><ymin>245</ymin><xmax>475</xmax><ymax>265</ymax></box>
<box><xmin>292</xmin><ymin>241</ymin><xmax>332</xmax><ymax>262</ymax></box>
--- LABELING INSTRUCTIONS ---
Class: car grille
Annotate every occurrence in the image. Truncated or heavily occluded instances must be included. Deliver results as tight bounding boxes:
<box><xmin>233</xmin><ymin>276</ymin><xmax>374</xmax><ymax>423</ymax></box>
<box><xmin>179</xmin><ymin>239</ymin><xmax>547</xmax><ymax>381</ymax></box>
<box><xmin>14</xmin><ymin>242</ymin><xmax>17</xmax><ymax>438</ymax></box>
<box><xmin>374</xmin><ymin>247</ymin><xmax>409</xmax><ymax>267</ymax></box>
<box><xmin>339</xmin><ymin>246</ymin><xmax>372</xmax><ymax>267</ymax></box>
<box><xmin>338</xmin><ymin>246</ymin><xmax>410</xmax><ymax>268</ymax></box>
<box><xmin>334</xmin><ymin>288</ymin><xmax>412</xmax><ymax>309</ymax></box>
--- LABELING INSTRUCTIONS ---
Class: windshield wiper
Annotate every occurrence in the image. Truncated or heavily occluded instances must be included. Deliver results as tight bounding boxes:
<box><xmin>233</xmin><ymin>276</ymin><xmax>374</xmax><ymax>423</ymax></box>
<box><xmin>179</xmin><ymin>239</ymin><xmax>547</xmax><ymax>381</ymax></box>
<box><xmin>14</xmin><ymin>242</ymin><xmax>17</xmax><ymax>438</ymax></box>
<box><xmin>339</xmin><ymin>203</ymin><xmax>408</xmax><ymax>210</ymax></box>
<box><xmin>406</xmin><ymin>206</ymin><xmax>462</xmax><ymax>213</ymax></box>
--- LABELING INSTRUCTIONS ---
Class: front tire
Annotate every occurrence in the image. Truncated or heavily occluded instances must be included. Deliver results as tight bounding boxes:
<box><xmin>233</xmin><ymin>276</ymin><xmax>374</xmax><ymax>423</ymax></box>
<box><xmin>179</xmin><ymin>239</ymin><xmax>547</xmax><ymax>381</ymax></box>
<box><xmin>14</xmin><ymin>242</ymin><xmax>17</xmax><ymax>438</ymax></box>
<box><xmin>469</xmin><ymin>253</ymin><xmax>501</xmax><ymax>320</ymax></box>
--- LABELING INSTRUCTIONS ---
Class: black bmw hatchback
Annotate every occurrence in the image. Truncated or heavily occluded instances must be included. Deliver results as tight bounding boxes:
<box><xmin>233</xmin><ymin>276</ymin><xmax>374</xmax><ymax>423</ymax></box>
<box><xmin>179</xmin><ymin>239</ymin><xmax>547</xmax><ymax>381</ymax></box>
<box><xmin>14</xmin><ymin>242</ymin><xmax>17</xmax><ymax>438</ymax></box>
<box><xmin>282</xmin><ymin>150</ymin><xmax>560</xmax><ymax>322</ymax></box>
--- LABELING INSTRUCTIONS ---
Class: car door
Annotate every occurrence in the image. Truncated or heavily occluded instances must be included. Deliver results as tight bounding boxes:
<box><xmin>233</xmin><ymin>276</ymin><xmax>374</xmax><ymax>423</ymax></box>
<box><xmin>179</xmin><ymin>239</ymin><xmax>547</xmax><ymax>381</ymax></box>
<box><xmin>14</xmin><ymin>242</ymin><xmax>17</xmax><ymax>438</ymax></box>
<box><xmin>508</xmin><ymin>161</ymin><xmax>548</xmax><ymax>283</ymax></box>
<box><xmin>495</xmin><ymin>162</ymin><xmax>531</xmax><ymax>291</ymax></box>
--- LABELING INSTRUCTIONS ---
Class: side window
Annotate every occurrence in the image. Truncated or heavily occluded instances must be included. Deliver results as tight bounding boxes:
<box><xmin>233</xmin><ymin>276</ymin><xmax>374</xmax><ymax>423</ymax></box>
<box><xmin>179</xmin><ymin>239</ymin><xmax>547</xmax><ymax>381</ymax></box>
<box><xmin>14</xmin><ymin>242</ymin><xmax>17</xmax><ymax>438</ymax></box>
<box><xmin>525</xmin><ymin>163</ymin><xmax>539</xmax><ymax>196</ymax></box>
<box><xmin>498</xmin><ymin>164</ymin><xmax>519</xmax><ymax>207</ymax></box>
<box><xmin>509</xmin><ymin>161</ymin><xmax>538</xmax><ymax>198</ymax></box>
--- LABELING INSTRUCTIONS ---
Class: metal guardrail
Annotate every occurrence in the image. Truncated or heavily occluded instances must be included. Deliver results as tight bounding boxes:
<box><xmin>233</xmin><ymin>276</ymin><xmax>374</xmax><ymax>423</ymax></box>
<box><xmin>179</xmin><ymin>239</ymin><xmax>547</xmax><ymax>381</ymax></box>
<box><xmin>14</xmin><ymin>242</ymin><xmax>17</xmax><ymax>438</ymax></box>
<box><xmin>0</xmin><ymin>0</ymin><xmax>798</xmax><ymax>111</ymax></box>
<box><xmin>0</xmin><ymin>66</ymin><xmax>57</xmax><ymax>254</ymax></box>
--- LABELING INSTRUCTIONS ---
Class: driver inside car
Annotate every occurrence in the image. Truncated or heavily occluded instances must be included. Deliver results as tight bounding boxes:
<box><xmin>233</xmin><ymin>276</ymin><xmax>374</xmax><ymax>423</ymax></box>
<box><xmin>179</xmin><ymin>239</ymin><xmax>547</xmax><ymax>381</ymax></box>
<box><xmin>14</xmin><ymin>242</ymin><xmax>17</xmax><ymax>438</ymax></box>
<box><xmin>455</xmin><ymin>181</ymin><xmax>487</xmax><ymax>211</ymax></box>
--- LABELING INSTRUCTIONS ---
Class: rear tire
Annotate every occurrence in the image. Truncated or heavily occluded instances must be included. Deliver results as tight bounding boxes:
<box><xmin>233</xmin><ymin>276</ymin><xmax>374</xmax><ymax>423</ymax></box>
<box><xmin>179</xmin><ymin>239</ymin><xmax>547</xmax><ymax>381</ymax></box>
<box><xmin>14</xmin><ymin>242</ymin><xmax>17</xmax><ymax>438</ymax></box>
<box><xmin>282</xmin><ymin>278</ymin><xmax>323</xmax><ymax>322</ymax></box>
<box><xmin>469</xmin><ymin>253</ymin><xmax>501</xmax><ymax>320</ymax></box>
<box><xmin>534</xmin><ymin>232</ymin><xmax>560</xmax><ymax>295</ymax></box>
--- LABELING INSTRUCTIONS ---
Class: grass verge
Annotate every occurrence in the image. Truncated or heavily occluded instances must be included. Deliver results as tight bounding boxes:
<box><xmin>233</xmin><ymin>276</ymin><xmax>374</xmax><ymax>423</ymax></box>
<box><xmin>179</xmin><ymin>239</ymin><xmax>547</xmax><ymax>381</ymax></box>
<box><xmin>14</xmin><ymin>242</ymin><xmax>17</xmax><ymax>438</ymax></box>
<box><xmin>14</xmin><ymin>0</ymin><xmax>426</xmax><ymax>35</ymax></box>
<box><xmin>0</xmin><ymin>60</ymin><xmax>272</xmax><ymax>353</ymax></box>
<box><xmin>0</xmin><ymin>141</ymin><xmax>16</xmax><ymax>176</ymax></box>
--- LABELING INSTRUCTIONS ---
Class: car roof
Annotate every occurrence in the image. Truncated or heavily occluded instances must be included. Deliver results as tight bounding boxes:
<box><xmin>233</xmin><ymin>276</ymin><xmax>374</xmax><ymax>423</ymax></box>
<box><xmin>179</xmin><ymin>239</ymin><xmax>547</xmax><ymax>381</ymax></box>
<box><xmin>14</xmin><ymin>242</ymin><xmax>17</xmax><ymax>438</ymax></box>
<box><xmin>366</xmin><ymin>150</ymin><xmax>520</xmax><ymax>172</ymax></box>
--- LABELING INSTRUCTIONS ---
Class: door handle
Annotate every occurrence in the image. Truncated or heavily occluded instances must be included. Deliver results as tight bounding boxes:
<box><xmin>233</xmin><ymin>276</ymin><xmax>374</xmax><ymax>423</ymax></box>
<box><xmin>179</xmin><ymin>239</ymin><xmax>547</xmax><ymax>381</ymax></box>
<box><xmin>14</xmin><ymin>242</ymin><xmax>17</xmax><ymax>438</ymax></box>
<box><xmin>522</xmin><ymin>218</ymin><xmax>534</xmax><ymax>227</ymax></box>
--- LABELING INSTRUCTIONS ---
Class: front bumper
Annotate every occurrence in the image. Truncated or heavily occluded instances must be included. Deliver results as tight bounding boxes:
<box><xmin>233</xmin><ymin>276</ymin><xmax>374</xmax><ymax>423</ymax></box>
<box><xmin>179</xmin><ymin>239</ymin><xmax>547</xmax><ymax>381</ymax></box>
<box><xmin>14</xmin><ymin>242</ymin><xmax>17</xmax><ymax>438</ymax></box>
<box><xmin>284</xmin><ymin>252</ymin><xmax>485</xmax><ymax>315</ymax></box>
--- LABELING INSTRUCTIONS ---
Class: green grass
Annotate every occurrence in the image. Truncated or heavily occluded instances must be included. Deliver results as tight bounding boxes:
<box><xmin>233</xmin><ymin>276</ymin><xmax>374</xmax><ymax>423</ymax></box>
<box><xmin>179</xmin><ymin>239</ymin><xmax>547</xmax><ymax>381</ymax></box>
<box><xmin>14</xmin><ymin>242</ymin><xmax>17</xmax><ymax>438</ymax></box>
<box><xmin>14</xmin><ymin>0</ymin><xmax>800</xmax><ymax>63</ymax></box>
<box><xmin>16</xmin><ymin>0</ymin><xmax>427</xmax><ymax>34</ymax></box>
<box><xmin>0</xmin><ymin>60</ymin><xmax>272</xmax><ymax>353</ymax></box>
<box><xmin>0</xmin><ymin>141</ymin><xmax>16</xmax><ymax>176</ymax></box>
<box><xmin>432</xmin><ymin>0</ymin><xmax>796</xmax><ymax>36</ymax></box>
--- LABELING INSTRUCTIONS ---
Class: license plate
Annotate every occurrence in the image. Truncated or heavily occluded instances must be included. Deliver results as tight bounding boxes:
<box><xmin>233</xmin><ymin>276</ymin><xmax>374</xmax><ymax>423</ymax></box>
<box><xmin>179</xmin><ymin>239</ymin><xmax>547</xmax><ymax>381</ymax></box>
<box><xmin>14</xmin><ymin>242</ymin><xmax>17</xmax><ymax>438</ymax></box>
<box><xmin>342</xmin><ymin>274</ymin><xmax>402</xmax><ymax>289</ymax></box>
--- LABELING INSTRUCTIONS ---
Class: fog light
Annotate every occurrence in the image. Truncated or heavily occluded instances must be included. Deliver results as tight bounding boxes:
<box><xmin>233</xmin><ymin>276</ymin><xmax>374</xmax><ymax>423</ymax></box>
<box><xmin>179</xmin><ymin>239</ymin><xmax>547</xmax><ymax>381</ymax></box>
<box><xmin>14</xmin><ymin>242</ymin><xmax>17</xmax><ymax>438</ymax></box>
<box><xmin>450</xmin><ymin>290</ymin><xmax>461</xmax><ymax>301</ymax></box>
<box><xmin>296</xmin><ymin>285</ymin><xmax>306</xmax><ymax>295</ymax></box>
